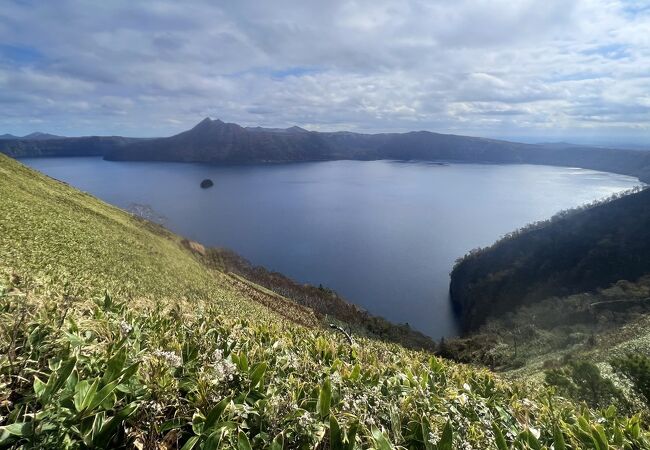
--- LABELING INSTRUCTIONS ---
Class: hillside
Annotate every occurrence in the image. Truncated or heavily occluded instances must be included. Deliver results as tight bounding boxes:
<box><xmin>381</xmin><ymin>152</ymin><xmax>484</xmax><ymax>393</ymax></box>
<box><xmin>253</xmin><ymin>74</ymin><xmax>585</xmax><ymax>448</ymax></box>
<box><xmin>4</xmin><ymin>118</ymin><xmax>650</xmax><ymax>183</ymax></box>
<box><xmin>105</xmin><ymin>118</ymin><xmax>650</xmax><ymax>184</ymax></box>
<box><xmin>105</xmin><ymin>118</ymin><xmax>342</xmax><ymax>163</ymax></box>
<box><xmin>450</xmin><ymin>186</ymin><xmax>650</xmax><ymax>332</ymax></box>
<box><xmin>1</xmin><ymin>154</ymin><xmax>649</xmax><ymax>448</ymax></box>
<box><xmin>0</xmin><ymin>136</ymin><xmax>141</xmax><ymax>158</ymax></box>
<box><xmin>445</xmin><ymin>188</ymin><xmax>650</xmax><ymax>406</ymax></box>
<box><xmin>0</xmin><ymin>132</ymin><xmax>65</xmax><ymax>140</ymax></box>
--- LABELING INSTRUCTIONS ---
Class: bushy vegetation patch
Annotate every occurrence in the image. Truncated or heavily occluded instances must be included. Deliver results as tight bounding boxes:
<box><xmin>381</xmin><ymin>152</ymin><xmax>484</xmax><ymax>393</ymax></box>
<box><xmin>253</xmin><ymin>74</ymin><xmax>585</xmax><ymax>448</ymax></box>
<box><xmin>612</xmin><ymin>354</ymin><xmax>650</xmax><ymax>408</ymax></box>
<box><xmin>2</xmin><ymin>282</ymin><xmax>649</xmax><ymax>449</ymax></box>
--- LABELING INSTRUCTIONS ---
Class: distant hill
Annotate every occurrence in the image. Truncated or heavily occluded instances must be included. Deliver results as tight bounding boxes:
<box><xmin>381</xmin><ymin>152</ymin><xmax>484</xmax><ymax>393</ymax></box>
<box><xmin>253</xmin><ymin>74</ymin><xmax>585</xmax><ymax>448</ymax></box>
<box><xmin>105</xmin><ymin>118</ymin><xmax>650</xmax><ymax>182</ymax></box>
<box><xmin>22</xmin><ymin>131</ymin><xmax>66</xmax><ymax>140</ymax></box>
<box><xmin>450</xmin><ymin>186</ymin><xmax>650</xmax><ymax>331</ymax></box>
<box><xmin>0</xmin><ymin>135</ymin><xmax>144</xmax><ymax>158</ymax></box>
<box><xmin>0</xmin><ymin>131</ymin><xmax>65</xmax><ymax>140</ymax></box>
<box><xmin>105</xmin><ymin>118</ymin><xmax>341</xmax><ymax>162</ymax></box>
<box><xmin>104</xmin><ymin>117</ymin><xmax>538</xmax><ymax>164</ymax></box>
<box><xmin>3</xmin><ymin>118</ymin><xmax>650</xmax><ymax>182</ymax></box>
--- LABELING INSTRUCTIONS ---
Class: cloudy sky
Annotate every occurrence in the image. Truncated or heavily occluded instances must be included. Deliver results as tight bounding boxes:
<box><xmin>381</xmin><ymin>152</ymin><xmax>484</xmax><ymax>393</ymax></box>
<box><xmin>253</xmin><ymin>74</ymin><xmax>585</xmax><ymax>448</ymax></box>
<box><xmin>1</xmin><ymin>0</ymin><xmax>649</xmax><ymax>145</ymax></box>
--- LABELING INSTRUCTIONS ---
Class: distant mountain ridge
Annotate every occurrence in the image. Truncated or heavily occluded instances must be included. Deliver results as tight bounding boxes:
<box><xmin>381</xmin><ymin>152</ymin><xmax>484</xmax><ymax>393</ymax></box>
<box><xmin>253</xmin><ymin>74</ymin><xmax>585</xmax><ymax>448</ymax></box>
<box><xmin>2</xmin><ymin>117</ymin><xmax>650</xmax><ymax>182</ymax></box>
<box><xmin>0</xmin><ymin>131</ymin><xmax>65</xmax><ymax>140</ymax></box>
<box><xmin>0</xmin><ymin>135</ymin><xmax>144</xmax><ymax>158</ymax></box>
<box><xmin>105</xmin><ymin>117</ymin><xmax>533</xmax><ymax>164</ymax></box>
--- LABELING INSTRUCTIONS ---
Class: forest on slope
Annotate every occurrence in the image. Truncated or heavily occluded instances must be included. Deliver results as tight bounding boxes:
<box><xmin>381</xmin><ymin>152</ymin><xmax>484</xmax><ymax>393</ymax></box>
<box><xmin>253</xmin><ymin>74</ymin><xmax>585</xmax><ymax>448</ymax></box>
<box><xmin>2</xmin><ymin>117</ymin><xmax>650</xmax><ymax>182</ymax></box>
<box><xmin>450</xmin><ymin>186</ymin><xmax>650</xmax><ymax>332</ymax></box>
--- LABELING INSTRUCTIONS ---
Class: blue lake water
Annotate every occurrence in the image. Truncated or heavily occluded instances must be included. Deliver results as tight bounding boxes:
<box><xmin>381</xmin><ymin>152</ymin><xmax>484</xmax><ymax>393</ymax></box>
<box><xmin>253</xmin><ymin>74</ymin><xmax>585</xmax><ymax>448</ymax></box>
<box><xmin>20</xmin><ymin>157</ymin><xmax>642</xmax><ymax>338</ymax></box>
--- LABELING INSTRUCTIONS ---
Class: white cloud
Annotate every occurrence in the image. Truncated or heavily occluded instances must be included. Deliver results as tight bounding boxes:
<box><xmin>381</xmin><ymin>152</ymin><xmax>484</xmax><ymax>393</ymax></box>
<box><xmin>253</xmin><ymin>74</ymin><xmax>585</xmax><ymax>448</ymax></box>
<box><xmin>0</xmin><ymin>0</ymin><xmax>648</xmax><ymax>144</ymax></box>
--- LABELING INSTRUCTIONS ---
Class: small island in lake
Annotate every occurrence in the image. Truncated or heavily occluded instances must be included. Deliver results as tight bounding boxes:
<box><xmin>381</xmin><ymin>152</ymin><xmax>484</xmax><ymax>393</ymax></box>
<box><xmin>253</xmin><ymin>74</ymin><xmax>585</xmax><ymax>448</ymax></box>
<box><xmin>200</xmin><ymin>178</ymin><xmax>214</xmax><ymax>188</ymax></box>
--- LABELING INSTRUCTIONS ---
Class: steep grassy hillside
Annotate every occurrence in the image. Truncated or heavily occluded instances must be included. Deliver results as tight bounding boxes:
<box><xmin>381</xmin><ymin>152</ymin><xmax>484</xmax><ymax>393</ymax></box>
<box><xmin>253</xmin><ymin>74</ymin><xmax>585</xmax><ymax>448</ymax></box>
<box><xmin>1</xmin><ymin>154</ymin><xmax>648</xmax><ymax>448</ymax></box>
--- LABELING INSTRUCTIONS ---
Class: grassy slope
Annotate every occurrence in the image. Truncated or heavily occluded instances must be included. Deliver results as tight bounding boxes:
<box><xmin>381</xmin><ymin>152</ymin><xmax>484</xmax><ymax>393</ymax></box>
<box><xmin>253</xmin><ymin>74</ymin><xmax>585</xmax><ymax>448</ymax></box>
<box><xmin>0</xmin><ymin>154</ymin><xmax>648</xmax><ymax>449</ymax></box>
<box><xmin>0</xmin><ymin>154</ymin><xmax>316</xmax><ymax>328</ymax></box>
<box><xmin>447</xmin><ymin>276</ymin><xmax>650</xmax><ymax>385</ymax></box>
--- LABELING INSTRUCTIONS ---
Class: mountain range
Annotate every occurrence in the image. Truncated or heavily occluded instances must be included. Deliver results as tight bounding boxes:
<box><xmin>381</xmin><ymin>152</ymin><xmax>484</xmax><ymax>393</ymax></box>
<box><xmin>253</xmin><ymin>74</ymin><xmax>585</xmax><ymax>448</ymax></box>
<box><xmin>0</xmin><ymin>132</ymin><xmax>65</xmax><ymax>140</ymax></box>
<box><xmin>2</xmin><ymin>117</ymin><xmax>650</xmax><ymax>182</ymax></box>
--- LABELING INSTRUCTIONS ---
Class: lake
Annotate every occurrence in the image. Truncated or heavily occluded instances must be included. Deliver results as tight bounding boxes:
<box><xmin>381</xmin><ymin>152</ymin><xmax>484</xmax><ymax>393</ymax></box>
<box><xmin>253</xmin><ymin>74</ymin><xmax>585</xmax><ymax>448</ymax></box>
<box><xmin>20</xmin><ymin>157</ymin><xmax>642</xmax><ymax>338</ymax></box>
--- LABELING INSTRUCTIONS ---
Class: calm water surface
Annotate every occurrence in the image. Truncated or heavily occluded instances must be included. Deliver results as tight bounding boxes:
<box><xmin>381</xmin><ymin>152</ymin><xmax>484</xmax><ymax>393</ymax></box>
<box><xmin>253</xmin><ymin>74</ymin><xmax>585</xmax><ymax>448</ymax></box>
<box><xmin>20</xmin><ymin>157</ymin><xmax>642</xmax><ymax>337</ymax></box>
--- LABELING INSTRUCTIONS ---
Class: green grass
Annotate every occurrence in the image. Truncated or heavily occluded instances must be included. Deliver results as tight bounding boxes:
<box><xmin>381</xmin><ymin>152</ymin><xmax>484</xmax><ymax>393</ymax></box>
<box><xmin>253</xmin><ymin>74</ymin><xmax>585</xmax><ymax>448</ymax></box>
<box><xmin>1</xmin><ymin>154</ymin><xmax>649</xmax><ymax>449</ymax></box>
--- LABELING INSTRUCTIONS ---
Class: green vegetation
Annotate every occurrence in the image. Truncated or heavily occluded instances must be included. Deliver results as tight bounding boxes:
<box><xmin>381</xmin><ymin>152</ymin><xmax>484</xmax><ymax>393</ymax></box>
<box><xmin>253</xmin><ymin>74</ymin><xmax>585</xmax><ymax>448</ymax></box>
<box><xmin>612</xmin><ymin>354</ymin><xmax>650</xmax><ymax>408</ymax></box>
<box><xmin>0</xmin><ymin>136</ymin><xmax>138</xmax><ymax>159</ymax></box>
<box><xmin>545</xmin><ymin>361</ymin><xmax>627</xmax><ymax>411</ymax></box>
<box><xmin>444</xmin><ymin>188</ymin><xmax>650</xmax><ymax>421</ymax></box>
<box><xmin>1</xmin><ymin>153</ymin><xmax>649</xmax><ymax>448</ymax></box>
<box><xmin>450</xmin><ymin>186</ymin><xmax>649</xmax><ymax>331</ymax></box>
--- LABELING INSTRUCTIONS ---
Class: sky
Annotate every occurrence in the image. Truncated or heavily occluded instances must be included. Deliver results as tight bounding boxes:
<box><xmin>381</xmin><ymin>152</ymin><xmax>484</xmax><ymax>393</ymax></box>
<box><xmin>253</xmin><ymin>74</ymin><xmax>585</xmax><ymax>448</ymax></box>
<box><xmin>0</xmin><ymin>0</ymin><xmax>649</xmax><ymax>146</ymax></box>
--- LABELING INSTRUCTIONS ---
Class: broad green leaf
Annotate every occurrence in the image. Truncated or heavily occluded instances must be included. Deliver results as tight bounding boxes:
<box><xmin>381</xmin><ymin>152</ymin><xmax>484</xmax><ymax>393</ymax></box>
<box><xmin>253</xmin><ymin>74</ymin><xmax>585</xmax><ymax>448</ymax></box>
<box><xmin>87</xmin><ymin>379</ymin><xmax>120</xmax><ymax>412</ymax></box>
<box><xmin>237</xmin><ymin>431</ymin><xmax>253</xmax><ymax>450</ymax></box>
<box><xmin>330</xmin><ymin>415</ymin><xmax>343</xmax><ymax>450</ymax></box>
<box><xmin>553</xmin><ymin>424</ymin><xmax>567</xmax><ymax>450</ymax></box>
<box><xmin>205</xmin><ymin>398</ymin><xmax>230</xmax><ymax>430</ymax></box>
<box><xmin>89</xmin><ymin>412</ymin><xmax>106</xmax><ymax>446</ymax></box>
<box><xmin>592</xmin><ymin>425</ymin><xmax>609</xmax><ymax>450</ymax></box>
<box><xmin>437</xmin><ymin>421</ymin><xmax>453</xmax><ymax>450</ymax></box>
<box><xmin>578</xmin><ymin>416</ymin><xmax>591</xmax><ymax>433</ymax></box>
<box><xmin>0</xmin><ymin>422</ymin><xmax>33</xmax><ymax>437</ymax></box>
<box><xmin>429</xmin><ymin>356</ymin><xmax>445</xmax><ymax>373</ymax></box>
<box><xmin>103</xmin><ymin>292</ymin><xmax>113</xmax><ymax>310</ymax></box>
<box><xmin>515</xmin><ymin>430</ymin><xmax>542</xmax><ymax>450</ymax></box>
<box><xmin>160</xmin><ymin>418</ymin><xmax>185</xmax><ymax>433</ymax></box>
<box><xmin>74</xmin><ymin>379</ymin><xmax>99</xmax><ymax>412</ymax></box>
<box><xmin>371</xmin><ymin>426</ymin><xmax>393</xmax><ymax>450</ymax></box>
<box><xmin>613</xmin><ymin>425</ymin><xmax>624</xmax><ymax>446</ymax></box>
<box><xmin>191</xmin><ymin>412</ymin><xmax>205</xmax><ymax>435</ymax></box>
<box><xmin>118</xmin><ymin>361</ymin><xmax>140</xmax><ymax>383</ymax></box>
<box><xmin>318</xmin><ymin>378</ymin><xmax>332</xmax><ymax>420</ymax></box>
<box><xmin>101</xmin><ymin>349</ymin><xmax>127</xmax><ymax>385</ymax></box>
<box><xmin>204</xmin><ymin>430</ymin><xmax>223</xmax><ymax>450</ymax></box>
<box><xmin>92</xmin><ymin>402</ymin><xmax>139</xmax><ymax>447</ymax></box>
<box><xmin>573</xmin><ymin>428</ymin><xmax>599</xmax><ymax>449</ymax></box>
<box><xmin>492</xmin><ymin>423</ymin><xmax>508</xmax><ymax>450</ymax></box>
<box><xmin>249</xmin><ymin>362</ymin><xmax>267</xmax><ymax>389</ymax></box>
<box><xmin>345</xmin><ymin>421</ymin><xmax>359</xmax><ymax>450</ymax></box>
<box><xmin>33</xmin><ymin>376</ymin><xmax>46</xmax><ymax>399</ymax></box>
<box><xmin>42</xmin><ymin>357</ymin><xmax>76</xmax><ymax>402</ymax></box>
<box><xmin>180</xmin><ymin>435</ymin><xmax>200</xmax><ymax>450</ymax></box>
<box><xmin>236</xmin><ymin>352</ymin><xmax>249</xmax><ymax>372</ymax></box>
<box><xmin>349</xmin><ymin>364</ymin><xmax>361</xmax><ymax>381</ymax></box>
<box><xmin>421</xmin><ymin>417</ymin><xmax>435</xmax><ymax>450</ymax></box>
<box><xmin>270</xmin><ymin>433</ymin><xmax>284</xmax><ymax>450</ymax></box>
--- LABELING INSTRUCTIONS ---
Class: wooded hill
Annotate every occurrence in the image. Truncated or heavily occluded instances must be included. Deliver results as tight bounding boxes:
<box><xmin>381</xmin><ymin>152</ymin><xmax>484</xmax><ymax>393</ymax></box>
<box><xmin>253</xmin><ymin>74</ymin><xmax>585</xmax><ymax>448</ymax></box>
<box><xmin>450</xmin><ymin>186</ymin><xmax>650</xmax><ymax>332</ymax></box>
<box><xmin>2</xmin><ymin>117</ymin><xmax>650</xmax><ymax>182</ymax></box>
